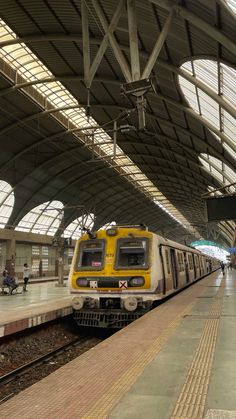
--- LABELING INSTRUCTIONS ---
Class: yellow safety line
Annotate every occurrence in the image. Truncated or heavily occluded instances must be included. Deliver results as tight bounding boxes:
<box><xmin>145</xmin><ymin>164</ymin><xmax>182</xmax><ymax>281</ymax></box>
<box><xmin>81</xmin><ymin>299</ymin><xmax>197</xmax><ymax>419</ymax></box>
<box><xmin>171</xmin><ymin>279</ymin><xmax>225</xmax><ymax>419</ymax></box>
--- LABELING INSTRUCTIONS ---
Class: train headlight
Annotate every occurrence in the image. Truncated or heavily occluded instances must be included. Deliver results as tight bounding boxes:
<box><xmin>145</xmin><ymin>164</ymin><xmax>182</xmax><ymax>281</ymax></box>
<box><xmin>123</xmin><ymin>297</ymin><xmax>138</xmax><ymax>312</ymax></box>
<box><xmin>76</xmin><ymin>278</ymin><xmax>89</xmax><ymax>287</ymax></box>
<box><xmin>72</xmin><ymin>297</ymin><xmax>84</xmax><ymax>310</ymax></box>
<box><xmin>129</xmin><ymin>276</ymin><xmax>144</xmax><ymax>286</ymax></box>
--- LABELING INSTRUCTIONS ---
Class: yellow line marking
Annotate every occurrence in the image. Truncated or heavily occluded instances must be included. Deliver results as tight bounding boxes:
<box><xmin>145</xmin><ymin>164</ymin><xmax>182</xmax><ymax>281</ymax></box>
<box><xmin>171</xmin><ymin>279</ymin><xmax>225</xmax><ymax>419</ymax></box>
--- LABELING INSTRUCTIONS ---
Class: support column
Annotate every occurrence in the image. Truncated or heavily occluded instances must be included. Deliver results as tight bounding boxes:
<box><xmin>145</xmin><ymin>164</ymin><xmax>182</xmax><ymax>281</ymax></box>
<box><xmin>39</xmin><ymin>260</ymin><xmax>43</xmax><ymax>277</ymax></box>
<box><xmin>55</xmin><ymin>240</ymin><xmax>66</xmax><ymax>287</ymax></box>
<box><xmin>5</xmin><ymin>238</ymin><xmax>16</xmax><ymax>276</ymax></box>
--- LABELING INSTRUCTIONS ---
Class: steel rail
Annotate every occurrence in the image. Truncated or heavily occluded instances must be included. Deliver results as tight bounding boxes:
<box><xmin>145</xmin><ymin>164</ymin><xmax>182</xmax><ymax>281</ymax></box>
<box><xmin>0</xmin><ymin>336</ymin><xmax>94</xmax><ymax>387</ymax></box>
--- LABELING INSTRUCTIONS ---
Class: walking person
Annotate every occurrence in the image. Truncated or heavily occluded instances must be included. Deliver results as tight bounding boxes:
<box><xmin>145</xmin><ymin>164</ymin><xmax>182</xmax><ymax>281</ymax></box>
<box><xmin>23</xmin><ymin>263</ymin><xmax>30</xmax><ymax>291</ymax></box>
<box><xmin>220</xmin><ymin>261</ymin><xmax>225</xmax><ymax>275</ymax></box>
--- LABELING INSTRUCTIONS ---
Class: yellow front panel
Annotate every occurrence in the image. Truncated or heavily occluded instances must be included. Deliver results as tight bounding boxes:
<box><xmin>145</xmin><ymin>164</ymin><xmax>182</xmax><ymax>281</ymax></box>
<box><xmin>71</xmin><ymin>228</ymin><xmax>152</xmax><ymax>291</ymax></box>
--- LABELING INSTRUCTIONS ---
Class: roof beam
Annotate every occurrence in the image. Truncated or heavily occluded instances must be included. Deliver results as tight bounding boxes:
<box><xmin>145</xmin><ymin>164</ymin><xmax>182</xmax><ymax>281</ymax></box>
<box><xmin>87</xmin><ymin>0</ymin><xmax>125</xmax><ymax>87</ymax></box>
<box><xmin>142</xmin><ymin>7</ymin><xmax>174</xmax><ymax>79</ymax></box>
<box><xmin>91</xmin><ymin>0</ymin><xmax>132</xmax><ymax>82</ymax></box>
<box><xmin>127</xmin><ymin>0</ymin><xmax>140</xmax><ymax>81</ymax></box>
<box><xmin>81</xmin><ymin>0</ymin><xmax>90</xmax><ymax>87</ymax></box>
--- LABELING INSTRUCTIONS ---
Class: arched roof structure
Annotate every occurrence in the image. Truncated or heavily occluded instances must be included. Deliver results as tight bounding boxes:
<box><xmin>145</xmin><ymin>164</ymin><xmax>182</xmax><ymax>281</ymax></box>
<box><xmin>0</xmin><ymin>0</ymin><xmax>235</xmax><ymax>246</ymax></box>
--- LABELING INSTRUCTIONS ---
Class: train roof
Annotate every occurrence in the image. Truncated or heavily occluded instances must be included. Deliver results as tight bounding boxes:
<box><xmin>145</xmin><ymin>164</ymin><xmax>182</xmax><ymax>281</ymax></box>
<box><xmin>153</xmin><ymin>233</ymin><xmax>201</xmax><ymax>254</ymax></box>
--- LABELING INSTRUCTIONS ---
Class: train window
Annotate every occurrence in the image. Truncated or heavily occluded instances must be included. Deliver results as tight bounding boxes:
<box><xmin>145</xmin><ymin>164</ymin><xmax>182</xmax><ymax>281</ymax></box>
<box><xmin>165</xmin><ymin>249</ymin><xmax>170</xmax><ymax>274</ymax></box>
<box><xmin>77</xmin><ymin>240</ymin><xmax>105</xmax><ymax>270</ymax></box>
<box><xmin>115</xmin><ymin>238</ymin><xmax>149</xmax><ymax>269</ymax></box>
<box><xmin>195</xmin><ymin>255</ymin><xmax>199</xmax><ymax>267</ymax></box>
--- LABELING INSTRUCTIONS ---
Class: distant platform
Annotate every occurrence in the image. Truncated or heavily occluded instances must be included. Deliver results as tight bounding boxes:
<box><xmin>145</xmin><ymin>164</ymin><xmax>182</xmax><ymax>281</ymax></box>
<box><xmin>0</xmin><ymin>281</ymin><xmax>72</xmax><ymax>337</ymax></box>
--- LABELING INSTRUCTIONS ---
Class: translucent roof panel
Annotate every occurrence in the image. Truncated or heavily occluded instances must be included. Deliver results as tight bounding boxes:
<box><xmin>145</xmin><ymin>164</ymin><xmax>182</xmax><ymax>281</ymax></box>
<box><xmin>225</xmin><ymin>0</ymin><xmax>236</xmax><ymax>13</ymax></box>
<box><xmin>207</xmin><ymin>185</ymin><xmax>223</xmax><ymax>197</ymax></box>
<box><xmin>192</xmin><ymin>244</ymin><xmax>228</xmax><ymax>261</ymax></box>
<box><xmin>64</xmin><ymin>213</ymin><xmax>95</xmax><ymax>239</ymax></box>
<box><xmin>199</xmin><ymin>154</ymin><xmax>236</xmax><ymax>193</ymax></box>
<box><xmin>0</xmin><ymin>19</ymin><xmax>199</xmax><ymax>238</ymax></box>
<box><xmin>16</xmin><ymin>201</ymin><xmax>64</xmax><ymax>235</ymax></box>
<box><xmin>0</xmin><ymin>181</ymin><xmax>14</xmax><ymax>228</ymax></box>
<box><xmin>179</xmin><ymin>59</ymin><xmax>236</xmax><ymax>157</ymax></box>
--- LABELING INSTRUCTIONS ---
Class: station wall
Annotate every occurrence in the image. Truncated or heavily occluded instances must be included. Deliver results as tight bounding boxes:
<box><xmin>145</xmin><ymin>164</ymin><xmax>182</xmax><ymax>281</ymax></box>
<box><xmin>0</xmin><ymin>242</ymin><xmax>74</xmax><ymax>278</ymax></box>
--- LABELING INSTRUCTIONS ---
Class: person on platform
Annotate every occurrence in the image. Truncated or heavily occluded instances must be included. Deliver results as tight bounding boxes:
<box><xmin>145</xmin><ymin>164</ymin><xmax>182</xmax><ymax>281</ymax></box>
<box><xmin>220</xmin><ymin>261</ymin><xmax>225</xmax><ymax>275</ymax></box>
<box><xmin>2</xmin><ymin>268</ymin><xmax>19</xmax><ymax>294</ymax></box>
<box><xmin>23</xmin><ymin>263</ymin><xmax>30</xmax><ymax>292</ymax></box>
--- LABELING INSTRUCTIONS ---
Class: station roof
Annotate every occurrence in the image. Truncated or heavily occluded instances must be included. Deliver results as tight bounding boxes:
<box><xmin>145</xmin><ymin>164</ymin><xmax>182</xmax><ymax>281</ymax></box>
<box><xmin>0</xmin><ymin>0</ymin><xmax>235</xmax><ymax>245</ymax></box>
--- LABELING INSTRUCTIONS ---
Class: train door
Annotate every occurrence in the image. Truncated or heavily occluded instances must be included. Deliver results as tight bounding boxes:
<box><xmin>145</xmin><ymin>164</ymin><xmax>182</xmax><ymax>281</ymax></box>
<box><xmin>192</xmin><ymin>254</ymin><xmax>196</xmax><ymax>278</ymax></box>
<box><xmin>199</xmin><ymin>256</ymin><xmax>202</xmax><ymax>276</ymax></box>
<box><xmin>170</xmin><ymin>248</ymin><xmax>178</xmax><ymax>289</ymax></box>
<box><xmin>184</xmin><ymin>252</ymin><xmax>189</xmax><ymax>283</ymax></box>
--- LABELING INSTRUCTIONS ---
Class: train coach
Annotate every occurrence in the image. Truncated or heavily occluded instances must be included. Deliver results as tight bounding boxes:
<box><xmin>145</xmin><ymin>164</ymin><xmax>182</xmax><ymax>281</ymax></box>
<box><xmin>69</xmin><ymin>225</ymin><xmax>219</xmax><ymax>328</ymax></box>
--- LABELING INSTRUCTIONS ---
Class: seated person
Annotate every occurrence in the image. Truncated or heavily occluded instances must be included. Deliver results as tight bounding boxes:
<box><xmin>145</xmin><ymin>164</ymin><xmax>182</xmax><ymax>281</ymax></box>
<box><xmin>3</xmin><ymin>274</ymin><xmax>19</xmax><ymax>294</ymax></box>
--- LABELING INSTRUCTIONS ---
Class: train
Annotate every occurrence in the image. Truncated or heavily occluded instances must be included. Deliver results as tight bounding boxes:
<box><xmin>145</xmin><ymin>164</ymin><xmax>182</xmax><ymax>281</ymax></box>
<box><xmin>69</xmin><ymin>225</ymin><xmax>219</xmax><ymax>328</ymax></box>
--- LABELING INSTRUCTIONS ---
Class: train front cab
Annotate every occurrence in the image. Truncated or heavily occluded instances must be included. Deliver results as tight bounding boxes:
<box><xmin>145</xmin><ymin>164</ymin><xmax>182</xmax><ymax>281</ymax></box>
<box><xmin>70</xmin><ymin>227</ymin><xmax>156</xmax><ymax>328</ymax></box>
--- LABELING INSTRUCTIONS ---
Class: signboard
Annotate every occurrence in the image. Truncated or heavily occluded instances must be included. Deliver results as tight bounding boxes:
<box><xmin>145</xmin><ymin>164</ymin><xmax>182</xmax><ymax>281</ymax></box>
<box><xmin>206</xmin><ymin>196</ymin><xmax>236</xmax><ymax>221</ymax></box>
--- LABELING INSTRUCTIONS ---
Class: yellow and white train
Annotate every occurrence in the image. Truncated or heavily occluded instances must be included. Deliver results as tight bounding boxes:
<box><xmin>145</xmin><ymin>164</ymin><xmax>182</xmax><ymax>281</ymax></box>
<box><xmin>69</xmin><ymin>225</ymin><xmax>219</xmax><ymax>328</ymax></box>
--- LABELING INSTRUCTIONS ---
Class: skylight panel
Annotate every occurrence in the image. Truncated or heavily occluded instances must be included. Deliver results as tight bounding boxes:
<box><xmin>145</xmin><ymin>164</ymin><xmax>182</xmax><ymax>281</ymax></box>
<box><xmin>225</xmin><ymin>0</ymin><xmax>236</xmax><ymax>13</ymax></box>
<box><xmin>223</xmin><ymin>110</ymin><xmax>236</xmax><ymax>142</ymax></box>
<box><xmin>223</xmin><ymin>143</ymin><xmax>236</xmax><ymax>160</ymax></box>
<box><xmin>0</xmin><ymin>181</ymin><xmax>14</xmax><ymax>228</ymax></box>
<box><xmin>179</xmin><ymin>59</ymin><xmax>236</xmax><ymax>159</ymax></box>
<box><xmin>207</xmin><ymin>186</ymin><xmax>223</xmax><ymax>196</ymax></box>
<box><xmin>178</xmin><ymin>76</ymin><xmax>199</xmax><ymax>111</ymax></box>
<box><xmin>16</xmin><ymin>200</ymin><xmax>64</xmax><ymax>235</ymax></box>
<box><xmin>222</xmin><ymin>65</ymin><xmax>236</xmax><ymax>104</ymax></box>
<box><xmin>199</xmin><ymin>154</ymin><xmax>236</xmax><ymax>186</ymax></box>
<box><xmin>181</xmin><ymin>61</ymin><xmax>192</xmax><ymax>74</ymax></box>
<box><xmin>209</xmin><ymin>156</ymin><xmax>223</xmax><ymax>171</ymax></box>
<box><xmin>64</xmin><ymin>213</ymin><xmax>95</xmax><ymax>239</ymax></box>
<box><xmin>198</xmin><ymin>90</ymin><xmax>220</xmax><ymax>128</ymax></box>
<box><xmin>194</xmin><ymin>60</ymin><xmax>218</xmax><ymax>91</ymax></box>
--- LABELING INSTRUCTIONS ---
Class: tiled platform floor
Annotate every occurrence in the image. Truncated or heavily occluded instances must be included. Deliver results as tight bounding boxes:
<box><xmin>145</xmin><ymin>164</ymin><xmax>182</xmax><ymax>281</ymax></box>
<box><xmin>1</xmin><ymin>269</ymin><xmax>236</xmax><ymax>418</ymax></box>
<box><xmin>0</xmin><ymin>281</ymin><xmax>71</xmax><ymax>337</ymax></box>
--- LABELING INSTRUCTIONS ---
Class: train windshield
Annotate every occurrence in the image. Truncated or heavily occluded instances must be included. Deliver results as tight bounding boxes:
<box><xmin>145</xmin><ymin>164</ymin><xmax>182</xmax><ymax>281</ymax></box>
<box><xmin>115</xmin><ymin>238</ymin><xmax>149</xmax><ymax>269</ymax></box>
<box><xmin>77</xmin><ymin>240</ymin><xmax>105</xmax><ymax>270</ymax></box>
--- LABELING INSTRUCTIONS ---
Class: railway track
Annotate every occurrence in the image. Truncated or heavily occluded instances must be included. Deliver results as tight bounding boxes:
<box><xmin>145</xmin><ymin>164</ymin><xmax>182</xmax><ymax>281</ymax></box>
<box><xmin>0</xmin><ymin>336</ymin><xmax>98</xmax><ymax>403</ymax></box>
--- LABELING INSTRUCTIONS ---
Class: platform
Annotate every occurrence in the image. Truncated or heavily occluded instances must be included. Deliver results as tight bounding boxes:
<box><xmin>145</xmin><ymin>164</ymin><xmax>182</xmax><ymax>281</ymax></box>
<box><xmin>0</xmin><ymin>281</ymin><xmax>71</xmax><ymax>337</ymax></box>
<box><xmin>1</xmin><ymin>269</ymin><xmax>236</xmax><ymax>419</ymax></box>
